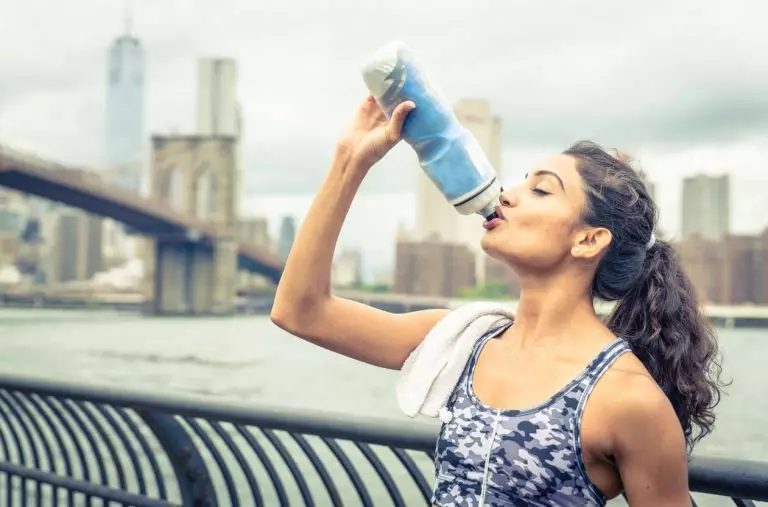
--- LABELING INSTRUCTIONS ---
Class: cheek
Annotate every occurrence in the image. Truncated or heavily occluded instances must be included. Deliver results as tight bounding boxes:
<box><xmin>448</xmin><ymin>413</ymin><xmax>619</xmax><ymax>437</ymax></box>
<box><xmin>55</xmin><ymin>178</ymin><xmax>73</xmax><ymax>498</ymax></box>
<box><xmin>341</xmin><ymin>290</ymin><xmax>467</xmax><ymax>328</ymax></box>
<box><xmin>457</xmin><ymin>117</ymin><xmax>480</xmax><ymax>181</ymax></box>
<box><xmin>493</xmin><ymin>213</ymin><xmax>575</xmax><ymax>259</ymax></box>
<box><xmin>539</xmin><ymin>220</ymin><xmax>572</xmax><ymax>243</ymax></box>
<box><xmin>514</xmin><ymin>209</ymin><xmax>573</xmax><ymax>242</ymax></box>
<box><xmin>481</xmin><ymin>201</ymin><xmax>579</xmax><ymax>261</ymax></box>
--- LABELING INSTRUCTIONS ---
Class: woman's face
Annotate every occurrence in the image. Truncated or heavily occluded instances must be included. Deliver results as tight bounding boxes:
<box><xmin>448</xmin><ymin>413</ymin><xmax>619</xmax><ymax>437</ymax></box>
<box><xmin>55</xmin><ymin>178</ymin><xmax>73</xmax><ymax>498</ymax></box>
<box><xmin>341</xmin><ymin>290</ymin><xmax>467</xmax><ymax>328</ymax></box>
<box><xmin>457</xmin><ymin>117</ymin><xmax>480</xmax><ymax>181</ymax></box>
<box><xmin>481</xmin><ymin>154</ymin><xmax>593</xmax><ymax>271</ymax></box>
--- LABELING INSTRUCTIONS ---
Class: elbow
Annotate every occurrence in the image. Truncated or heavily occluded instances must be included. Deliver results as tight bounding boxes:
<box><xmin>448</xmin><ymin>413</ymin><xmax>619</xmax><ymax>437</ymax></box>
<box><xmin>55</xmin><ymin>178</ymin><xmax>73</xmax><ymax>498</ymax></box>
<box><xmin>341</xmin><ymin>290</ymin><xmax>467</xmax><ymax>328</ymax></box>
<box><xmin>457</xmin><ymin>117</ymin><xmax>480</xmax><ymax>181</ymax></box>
<box><xmin>270</xmin><ymin>300</ymin><xmax>299</xmax><ymax>333</ymax></box>
<box><xmin>270</xmin><ymin>294</ymin><xmax>323</xmax><ymax>334</ymax></box>
<box><xmin>269</xmin><ymin>305</ymin><xmax>290</xmax><ymax>330</ymax></box>
<box><xmin>270</xmin><ymin>282</ymin><xmax>298</xmax><ymax>331</ymax></box>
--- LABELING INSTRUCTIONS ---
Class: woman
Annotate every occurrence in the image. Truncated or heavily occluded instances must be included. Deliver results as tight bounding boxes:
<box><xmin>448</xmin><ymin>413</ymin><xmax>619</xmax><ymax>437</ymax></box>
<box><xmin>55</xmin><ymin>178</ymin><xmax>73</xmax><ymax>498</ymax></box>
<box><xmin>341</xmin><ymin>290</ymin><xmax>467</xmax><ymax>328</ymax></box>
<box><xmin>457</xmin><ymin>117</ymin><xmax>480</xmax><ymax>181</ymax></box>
<box><xmin>271</xmin><ymin>96</ymin><xmax>724</xmax><ymax>506</ymax></box>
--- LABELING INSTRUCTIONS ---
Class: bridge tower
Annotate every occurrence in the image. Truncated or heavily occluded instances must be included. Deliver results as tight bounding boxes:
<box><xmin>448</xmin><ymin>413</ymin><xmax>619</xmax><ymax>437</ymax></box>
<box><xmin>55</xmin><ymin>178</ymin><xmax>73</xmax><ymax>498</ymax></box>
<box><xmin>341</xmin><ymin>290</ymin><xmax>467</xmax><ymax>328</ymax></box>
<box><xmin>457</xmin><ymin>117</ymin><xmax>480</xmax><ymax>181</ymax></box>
<box><xmin>143</xmin><ymin>135</ymin><xmax>238</xmax><ymax>315</ymax></box>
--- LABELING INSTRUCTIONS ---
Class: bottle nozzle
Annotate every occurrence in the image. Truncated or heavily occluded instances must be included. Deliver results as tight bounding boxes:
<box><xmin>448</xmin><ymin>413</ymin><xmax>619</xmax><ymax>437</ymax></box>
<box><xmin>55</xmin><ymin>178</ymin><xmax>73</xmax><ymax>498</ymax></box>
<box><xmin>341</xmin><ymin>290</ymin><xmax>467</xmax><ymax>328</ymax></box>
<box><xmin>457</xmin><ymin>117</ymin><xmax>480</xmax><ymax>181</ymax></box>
<box><xmin>477</xmin><ymin>200</ymin><xmax>500</xmax><ymax>222</ymax></box>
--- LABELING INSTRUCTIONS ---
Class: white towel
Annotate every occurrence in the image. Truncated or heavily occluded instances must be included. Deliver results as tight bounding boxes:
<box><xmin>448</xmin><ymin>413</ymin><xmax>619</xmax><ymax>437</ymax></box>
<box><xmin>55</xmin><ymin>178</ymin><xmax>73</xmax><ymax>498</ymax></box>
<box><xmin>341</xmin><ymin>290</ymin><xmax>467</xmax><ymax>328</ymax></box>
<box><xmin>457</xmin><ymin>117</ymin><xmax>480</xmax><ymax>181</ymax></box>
<box><xmin>397</xmin><ymin>301</ymin><xmax>516</xmax><ymax>418</ymax></box>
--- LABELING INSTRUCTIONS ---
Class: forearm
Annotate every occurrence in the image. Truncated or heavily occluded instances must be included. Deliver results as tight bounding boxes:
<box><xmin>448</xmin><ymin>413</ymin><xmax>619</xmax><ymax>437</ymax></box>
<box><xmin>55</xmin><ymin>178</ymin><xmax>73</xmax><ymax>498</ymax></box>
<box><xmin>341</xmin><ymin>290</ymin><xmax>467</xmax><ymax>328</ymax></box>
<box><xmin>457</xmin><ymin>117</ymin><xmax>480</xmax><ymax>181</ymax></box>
<box><xmin>272</xmin><ymin>147</ymin><xmax>367</xmax><ymax>320</ymax></box>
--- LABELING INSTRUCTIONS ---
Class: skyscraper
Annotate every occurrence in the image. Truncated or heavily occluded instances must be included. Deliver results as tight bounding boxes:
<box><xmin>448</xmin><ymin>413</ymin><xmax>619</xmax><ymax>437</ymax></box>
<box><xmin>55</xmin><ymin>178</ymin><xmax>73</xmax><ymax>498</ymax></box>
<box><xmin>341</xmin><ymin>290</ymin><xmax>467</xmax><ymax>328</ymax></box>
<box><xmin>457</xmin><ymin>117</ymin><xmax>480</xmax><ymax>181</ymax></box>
<box><xmin>682</xmin><ymin>174</ymin><xmax>730</xmax><ymax>241</ymax></box>
<box><xmin>105</xmin><ymin>3</ymin><xmax>145</xmax><ymax>193</ymax></box>
<box><xmin>278</xmin><ymin>216</ymin><xmax>296</xmax><ymax>261</ymax></box>
<box><xmin>196</xmin><ymin>58</ymin><xmax>243</xmax><ymax>215</ymax></box>
<box><xmin>51</xmin><ymin>210</ymin><xmax>104</xmax><ymax>283</ymax></box>
<box><xmin>103</xmin><ymin>3</ymin><xmax>145</xmax><ymax>265</ymax></box>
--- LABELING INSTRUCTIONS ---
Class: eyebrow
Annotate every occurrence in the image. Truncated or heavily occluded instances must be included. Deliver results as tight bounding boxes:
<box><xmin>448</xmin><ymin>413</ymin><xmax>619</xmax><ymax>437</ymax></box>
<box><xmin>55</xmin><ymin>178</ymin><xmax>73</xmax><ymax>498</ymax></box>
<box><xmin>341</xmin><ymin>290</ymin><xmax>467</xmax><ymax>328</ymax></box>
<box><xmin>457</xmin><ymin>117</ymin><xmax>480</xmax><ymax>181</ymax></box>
<box><xmin>525</xmin><ymin>170</ymin><xmax>565</xmax><ymax>191</ymax></box>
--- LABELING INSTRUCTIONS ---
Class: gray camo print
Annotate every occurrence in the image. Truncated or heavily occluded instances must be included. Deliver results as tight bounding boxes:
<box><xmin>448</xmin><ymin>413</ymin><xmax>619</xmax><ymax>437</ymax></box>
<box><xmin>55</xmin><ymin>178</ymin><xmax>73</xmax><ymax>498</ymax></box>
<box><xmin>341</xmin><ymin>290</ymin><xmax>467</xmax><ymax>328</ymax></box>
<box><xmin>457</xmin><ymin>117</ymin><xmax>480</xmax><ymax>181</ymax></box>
<box><xmin>431</xmin><ymin>325</ymin><xmax>631</xmax><ymax>506</ymax></box>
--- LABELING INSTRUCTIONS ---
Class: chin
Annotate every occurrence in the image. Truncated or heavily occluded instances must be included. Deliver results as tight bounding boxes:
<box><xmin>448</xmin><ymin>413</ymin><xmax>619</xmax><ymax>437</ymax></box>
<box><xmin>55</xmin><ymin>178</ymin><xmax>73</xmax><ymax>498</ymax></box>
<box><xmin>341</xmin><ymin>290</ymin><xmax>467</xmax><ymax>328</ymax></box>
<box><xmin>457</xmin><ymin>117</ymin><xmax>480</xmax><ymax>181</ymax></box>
<box><xmin>481</xmin><ymin>227</ymin><xmax>507</xmax><ymax>250</ymax></box>
<box><xmin>482</xmin><ymin>235</ymin><xmax>531</xmax><ymax>268</ymax></box>
<box><xmin>480</xmin><ymin>234</ymin><xmax>495</xmax><ymax>254</ymax></box>
<box><xmin>481</xmin><ymin>235</ymin><xmax>509</xmax><ymax>261</ymax></box>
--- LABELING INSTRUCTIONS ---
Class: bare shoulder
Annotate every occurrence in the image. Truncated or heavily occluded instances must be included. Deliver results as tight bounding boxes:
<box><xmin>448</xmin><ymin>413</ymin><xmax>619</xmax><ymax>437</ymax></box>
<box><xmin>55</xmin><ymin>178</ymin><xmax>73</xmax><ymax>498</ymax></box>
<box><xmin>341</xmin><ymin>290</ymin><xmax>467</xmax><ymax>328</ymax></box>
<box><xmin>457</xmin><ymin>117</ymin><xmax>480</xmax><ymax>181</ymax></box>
<box><xmin>597</xmin><ymin>353</ymin><xmax>686</xmax><ymax>461</ymax></box>
<box><xmin>602</xmin><ymin>353</ymin><xmax>680</xmax><ymax>432</ymax></box>
<box><xmin>597</xmin><ymin>354</ymin><xmax>691</xmax><ymax>505</ymax></box>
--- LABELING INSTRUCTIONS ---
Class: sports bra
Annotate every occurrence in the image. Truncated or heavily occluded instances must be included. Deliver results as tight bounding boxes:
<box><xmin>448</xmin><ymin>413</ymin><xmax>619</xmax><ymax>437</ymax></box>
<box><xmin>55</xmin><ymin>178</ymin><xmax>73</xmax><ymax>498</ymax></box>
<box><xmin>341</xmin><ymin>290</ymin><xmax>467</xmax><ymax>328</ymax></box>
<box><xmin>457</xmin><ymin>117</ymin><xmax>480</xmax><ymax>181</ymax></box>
<box><xmin>431</xmin><ymin>324</ymin><xmax>631</xmax><ymax>506</ymax></box>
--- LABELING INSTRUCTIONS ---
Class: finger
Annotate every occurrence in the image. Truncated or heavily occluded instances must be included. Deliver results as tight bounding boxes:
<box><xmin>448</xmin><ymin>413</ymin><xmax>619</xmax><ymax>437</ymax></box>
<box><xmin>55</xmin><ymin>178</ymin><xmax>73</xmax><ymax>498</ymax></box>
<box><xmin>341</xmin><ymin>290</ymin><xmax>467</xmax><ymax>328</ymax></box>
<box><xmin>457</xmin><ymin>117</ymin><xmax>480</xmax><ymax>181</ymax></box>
<box><xmin>360</xmin><ymin>95</ymin><xmax>388</xmax><ymax>127</ymax></box>
<box><xmin>360</xmin><ymin>94</ymin><xmax>381</xmax><ymax>114</ymax></box>
<box><xmin>388</xmin><ymin>101</ymin><xmax>416</xmax><ymax>139</ymax></box>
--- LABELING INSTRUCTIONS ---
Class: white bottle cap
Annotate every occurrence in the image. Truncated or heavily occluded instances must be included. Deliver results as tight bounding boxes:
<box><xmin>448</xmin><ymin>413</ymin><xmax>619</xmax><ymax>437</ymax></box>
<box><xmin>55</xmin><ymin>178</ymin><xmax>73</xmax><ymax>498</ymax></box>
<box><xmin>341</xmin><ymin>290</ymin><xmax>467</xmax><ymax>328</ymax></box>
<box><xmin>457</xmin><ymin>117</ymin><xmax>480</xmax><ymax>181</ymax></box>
<box><xmin>361</xmin><ymin>41</ymin><xmax>407</xmax><ymax>98</ymax></box>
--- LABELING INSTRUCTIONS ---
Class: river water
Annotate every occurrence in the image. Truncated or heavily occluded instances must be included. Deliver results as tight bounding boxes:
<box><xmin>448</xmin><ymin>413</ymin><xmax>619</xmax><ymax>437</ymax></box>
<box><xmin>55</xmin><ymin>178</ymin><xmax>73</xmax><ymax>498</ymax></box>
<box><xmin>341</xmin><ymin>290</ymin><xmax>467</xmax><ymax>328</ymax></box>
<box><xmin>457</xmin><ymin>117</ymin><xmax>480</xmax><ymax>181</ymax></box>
<box><xmin>0</xmin><ymin>309</ymin><xmax>765</xmax><ymax>506</ymax></box>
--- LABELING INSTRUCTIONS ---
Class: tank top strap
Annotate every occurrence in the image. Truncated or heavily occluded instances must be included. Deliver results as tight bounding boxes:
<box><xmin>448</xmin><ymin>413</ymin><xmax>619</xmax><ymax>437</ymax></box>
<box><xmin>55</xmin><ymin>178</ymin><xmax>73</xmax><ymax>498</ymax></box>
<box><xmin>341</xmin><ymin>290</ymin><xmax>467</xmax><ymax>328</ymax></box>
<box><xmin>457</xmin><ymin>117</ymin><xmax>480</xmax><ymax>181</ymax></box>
<box><xmin>584</xmin><ymin>338</ymin><xmax>632</xmax><ymax>382</ymax></box>
<box><xmin>461</xmin><ymin>322</ymin><xmax>513</xmax><ymax>386</ymax></box>
<box><xmin>575</xmin><ymin>338</ymin><xmax>632</xmax><ymax>411</ymax></box>
<box><xmin>470</xmin><ymin>322</ymin><xmax>512</xmax><ymax>363</ymax></box>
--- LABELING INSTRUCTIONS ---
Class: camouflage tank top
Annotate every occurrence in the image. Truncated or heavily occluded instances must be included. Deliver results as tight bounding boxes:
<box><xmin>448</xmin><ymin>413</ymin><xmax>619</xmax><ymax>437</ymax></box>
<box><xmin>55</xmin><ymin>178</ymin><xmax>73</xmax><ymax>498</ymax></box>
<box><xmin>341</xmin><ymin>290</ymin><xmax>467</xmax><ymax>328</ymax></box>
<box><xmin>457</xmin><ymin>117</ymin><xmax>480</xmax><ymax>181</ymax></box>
<box><xmin>431</xmin><ymin>324</ymin><xmax>631</xmax><ymax>506</ymax></box>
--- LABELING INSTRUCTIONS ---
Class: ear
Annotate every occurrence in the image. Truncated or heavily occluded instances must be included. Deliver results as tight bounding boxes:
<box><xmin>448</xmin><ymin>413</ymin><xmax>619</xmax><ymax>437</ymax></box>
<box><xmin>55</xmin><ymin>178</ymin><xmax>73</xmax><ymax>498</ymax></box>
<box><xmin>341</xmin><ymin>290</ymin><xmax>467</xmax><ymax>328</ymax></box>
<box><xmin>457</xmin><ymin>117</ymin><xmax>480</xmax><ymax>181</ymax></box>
<box><xmin>571</xmin><ymin>227</ymin><xmax>612</xmax><ymax>260</ymax></box>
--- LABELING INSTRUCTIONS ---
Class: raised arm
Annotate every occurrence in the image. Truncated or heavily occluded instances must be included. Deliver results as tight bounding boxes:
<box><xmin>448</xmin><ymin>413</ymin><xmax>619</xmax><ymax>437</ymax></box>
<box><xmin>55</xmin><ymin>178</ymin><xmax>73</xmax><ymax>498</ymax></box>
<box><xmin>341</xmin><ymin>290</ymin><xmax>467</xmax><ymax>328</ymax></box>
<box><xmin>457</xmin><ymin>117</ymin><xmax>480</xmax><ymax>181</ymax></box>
<box><xmin>270</xmin><ymin>96</ymin><xmax>448</xmax><ymax>370</ymax></box>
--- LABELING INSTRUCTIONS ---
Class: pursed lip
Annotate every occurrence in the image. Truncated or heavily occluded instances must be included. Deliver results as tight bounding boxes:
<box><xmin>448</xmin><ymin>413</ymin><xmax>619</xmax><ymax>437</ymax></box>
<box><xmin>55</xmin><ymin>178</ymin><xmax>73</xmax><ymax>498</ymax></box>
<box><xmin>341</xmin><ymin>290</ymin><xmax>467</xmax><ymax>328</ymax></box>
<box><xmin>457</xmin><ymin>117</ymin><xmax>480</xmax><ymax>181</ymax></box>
<box><xmin>482</xmin><ymin>206</ymin><xmax>506</xmax><ymax>230</ymax></box>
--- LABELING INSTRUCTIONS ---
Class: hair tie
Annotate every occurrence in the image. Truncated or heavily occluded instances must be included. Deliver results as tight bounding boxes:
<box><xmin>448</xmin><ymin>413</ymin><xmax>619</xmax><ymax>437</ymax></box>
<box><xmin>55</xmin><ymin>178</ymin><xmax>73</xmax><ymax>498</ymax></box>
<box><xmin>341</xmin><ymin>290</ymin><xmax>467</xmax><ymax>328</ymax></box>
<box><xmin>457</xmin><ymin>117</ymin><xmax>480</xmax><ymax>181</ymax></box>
<box><xmin>645</xmin><ymin>232</ymin><xmax>656</xmax><ymax>250</ymax></box>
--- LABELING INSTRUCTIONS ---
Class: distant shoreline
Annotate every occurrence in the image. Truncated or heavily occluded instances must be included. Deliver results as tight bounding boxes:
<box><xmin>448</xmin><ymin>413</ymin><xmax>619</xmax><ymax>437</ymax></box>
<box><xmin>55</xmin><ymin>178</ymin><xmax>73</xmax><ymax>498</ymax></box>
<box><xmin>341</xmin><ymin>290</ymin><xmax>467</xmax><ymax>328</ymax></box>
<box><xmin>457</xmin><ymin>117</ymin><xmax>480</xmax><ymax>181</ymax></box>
<box><xmin>1</xmin><ymin>296</ymin><xmax>767</xmax><ymax>329</ymax></box>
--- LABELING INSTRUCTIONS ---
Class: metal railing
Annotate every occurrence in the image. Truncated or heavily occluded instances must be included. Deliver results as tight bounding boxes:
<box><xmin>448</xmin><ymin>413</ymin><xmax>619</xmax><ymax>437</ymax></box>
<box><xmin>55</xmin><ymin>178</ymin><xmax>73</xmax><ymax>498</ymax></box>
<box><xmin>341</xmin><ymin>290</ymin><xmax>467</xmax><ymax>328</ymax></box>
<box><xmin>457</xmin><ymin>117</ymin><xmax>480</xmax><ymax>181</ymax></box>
<box><xmin>0</xmin><ymin>374</ymin><xmax>765</xmax><ymax>506</ymax></box>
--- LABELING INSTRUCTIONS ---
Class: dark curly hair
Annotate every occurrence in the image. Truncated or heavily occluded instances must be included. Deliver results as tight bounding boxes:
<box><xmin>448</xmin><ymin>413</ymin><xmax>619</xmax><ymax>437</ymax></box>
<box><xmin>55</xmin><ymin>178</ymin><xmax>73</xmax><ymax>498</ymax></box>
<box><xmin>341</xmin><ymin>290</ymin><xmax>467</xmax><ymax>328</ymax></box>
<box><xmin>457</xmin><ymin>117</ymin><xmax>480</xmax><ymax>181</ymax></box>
<box><xmin>563</xmin><ymin>140</ymin><xmax>726</xmax><ymax>452</ymax></box>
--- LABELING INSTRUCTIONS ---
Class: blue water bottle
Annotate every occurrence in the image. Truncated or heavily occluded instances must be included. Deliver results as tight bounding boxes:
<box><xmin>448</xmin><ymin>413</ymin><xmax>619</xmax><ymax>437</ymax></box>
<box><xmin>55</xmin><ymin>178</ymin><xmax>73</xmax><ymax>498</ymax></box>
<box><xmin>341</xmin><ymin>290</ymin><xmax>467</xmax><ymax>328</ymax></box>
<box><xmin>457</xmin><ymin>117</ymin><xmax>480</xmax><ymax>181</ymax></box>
<box><xmin>361</xmin><ymin>40</ymin><xmax>501</xmax><ymax>220</ymax></box>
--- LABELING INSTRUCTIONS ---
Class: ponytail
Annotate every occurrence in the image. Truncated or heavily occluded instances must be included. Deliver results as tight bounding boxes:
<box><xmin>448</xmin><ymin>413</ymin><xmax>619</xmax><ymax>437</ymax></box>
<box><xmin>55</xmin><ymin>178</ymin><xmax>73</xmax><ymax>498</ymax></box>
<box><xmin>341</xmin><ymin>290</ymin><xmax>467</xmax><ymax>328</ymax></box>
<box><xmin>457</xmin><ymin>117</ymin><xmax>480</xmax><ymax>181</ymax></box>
<box><xmin>564</xmin><ymin>140</ymin><xmax>726</xmax><ymax>451</ymax></box>
<box><xmin>606</xmin><ymin>239</ymin><xmax>726</xmax><ymax>451</ymax></box>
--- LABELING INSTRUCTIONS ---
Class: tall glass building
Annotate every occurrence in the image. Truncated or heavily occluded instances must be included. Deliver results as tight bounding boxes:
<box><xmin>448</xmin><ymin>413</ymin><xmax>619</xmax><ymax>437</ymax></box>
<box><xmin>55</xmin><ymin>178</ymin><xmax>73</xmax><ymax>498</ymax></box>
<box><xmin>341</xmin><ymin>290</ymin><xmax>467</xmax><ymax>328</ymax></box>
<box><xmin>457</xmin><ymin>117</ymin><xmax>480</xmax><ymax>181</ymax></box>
<box><xmin>105</xmin><ymin>21</ymin><xmax>145</xmax><ymax>193</ymax></box>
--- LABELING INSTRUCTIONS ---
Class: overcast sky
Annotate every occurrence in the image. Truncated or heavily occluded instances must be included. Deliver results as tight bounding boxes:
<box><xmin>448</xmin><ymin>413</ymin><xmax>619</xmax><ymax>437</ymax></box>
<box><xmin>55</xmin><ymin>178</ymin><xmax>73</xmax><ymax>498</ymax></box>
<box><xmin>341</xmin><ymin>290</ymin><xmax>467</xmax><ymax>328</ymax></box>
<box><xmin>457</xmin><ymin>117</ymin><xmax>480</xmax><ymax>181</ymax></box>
<box><xmin>2</xmin><ymin>0</ymin><xmax>768</xmax><ymax>260</ymax></box>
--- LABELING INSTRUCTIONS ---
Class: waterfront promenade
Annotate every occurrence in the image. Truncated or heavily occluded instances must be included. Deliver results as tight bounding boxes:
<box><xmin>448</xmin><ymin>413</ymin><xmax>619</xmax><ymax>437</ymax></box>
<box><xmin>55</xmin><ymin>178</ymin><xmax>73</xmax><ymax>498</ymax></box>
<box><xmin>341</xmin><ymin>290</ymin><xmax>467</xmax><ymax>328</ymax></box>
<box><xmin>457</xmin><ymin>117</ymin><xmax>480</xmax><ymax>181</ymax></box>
<box><xmin>0</xmin><ymin>310</ymin><xmax>766</xmax><ymax>505</ymax></box>
<box><xmin>2</xmin><ymin>287</ymin><xmax>768</xmax><ymax>328</ymax></box>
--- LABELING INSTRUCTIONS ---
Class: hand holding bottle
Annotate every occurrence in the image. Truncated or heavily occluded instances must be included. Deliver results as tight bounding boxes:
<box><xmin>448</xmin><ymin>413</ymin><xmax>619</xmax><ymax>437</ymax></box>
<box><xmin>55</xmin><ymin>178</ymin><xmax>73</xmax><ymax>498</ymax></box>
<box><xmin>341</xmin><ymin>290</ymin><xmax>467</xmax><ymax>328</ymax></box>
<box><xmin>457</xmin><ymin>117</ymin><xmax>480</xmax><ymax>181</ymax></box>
<box><xmin>337</xmin><ymin>95</ymin><xmax>416</xmax><ymax>172</ymax></box>
<box><xmin>361</xmin><ymin>40</ymin><xmax>501</xmax><ymax>219</ymax></box>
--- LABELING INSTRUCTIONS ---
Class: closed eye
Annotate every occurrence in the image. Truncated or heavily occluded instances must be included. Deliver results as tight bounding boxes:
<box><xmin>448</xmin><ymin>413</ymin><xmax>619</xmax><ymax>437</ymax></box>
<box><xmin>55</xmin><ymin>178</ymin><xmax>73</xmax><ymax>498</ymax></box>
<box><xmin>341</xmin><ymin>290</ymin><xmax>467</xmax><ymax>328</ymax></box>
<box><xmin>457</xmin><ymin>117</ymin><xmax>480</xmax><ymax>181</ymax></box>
<box><xmin>531</xmin><ymin>187</ymin><xmax>551</xmax><ymax>196</ymax></box>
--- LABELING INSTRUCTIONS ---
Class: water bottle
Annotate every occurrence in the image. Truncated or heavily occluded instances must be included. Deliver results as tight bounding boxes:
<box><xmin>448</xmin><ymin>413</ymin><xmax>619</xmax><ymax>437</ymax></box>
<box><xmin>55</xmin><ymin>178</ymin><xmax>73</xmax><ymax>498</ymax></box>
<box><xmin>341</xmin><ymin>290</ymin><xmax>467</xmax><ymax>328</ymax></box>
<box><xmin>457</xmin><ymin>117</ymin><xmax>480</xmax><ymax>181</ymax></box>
<box><xmin>361</xmin><ymin>40</ymin><xmax>501</xmax><ymax>221</ymax></box>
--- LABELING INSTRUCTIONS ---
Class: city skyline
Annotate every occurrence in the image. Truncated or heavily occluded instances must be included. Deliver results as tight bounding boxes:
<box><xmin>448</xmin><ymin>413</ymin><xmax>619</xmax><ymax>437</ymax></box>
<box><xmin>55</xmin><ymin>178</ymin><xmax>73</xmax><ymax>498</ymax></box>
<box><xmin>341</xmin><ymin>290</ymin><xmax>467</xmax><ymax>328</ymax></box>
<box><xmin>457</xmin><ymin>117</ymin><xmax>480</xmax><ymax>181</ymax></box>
<box><xmin>2</xmin><ymin>2</ymin><xmax>767</xmax><ymax>231</ymax></box>
<box><xmin>2</xmin><ymin>1</ymin><xmax>768</xmax><ymax>279</ymax></box>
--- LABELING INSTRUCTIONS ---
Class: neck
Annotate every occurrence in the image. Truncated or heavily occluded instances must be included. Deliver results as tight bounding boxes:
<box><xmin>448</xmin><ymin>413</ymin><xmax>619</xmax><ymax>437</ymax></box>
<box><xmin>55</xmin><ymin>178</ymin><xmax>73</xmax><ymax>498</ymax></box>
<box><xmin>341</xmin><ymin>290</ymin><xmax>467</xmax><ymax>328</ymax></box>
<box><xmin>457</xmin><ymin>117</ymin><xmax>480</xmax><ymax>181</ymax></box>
<box><xmin>509</xmin><ymin>269</ymin><xmax>599</xmax><ymax>345</ymax></box>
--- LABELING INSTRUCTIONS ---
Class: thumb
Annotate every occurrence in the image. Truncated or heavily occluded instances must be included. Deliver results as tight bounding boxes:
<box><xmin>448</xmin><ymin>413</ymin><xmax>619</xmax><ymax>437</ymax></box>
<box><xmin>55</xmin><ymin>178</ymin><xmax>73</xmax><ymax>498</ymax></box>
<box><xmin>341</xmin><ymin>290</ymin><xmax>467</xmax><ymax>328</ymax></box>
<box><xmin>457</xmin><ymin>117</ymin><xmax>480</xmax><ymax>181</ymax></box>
<box><xmin>387</xmin><ymin>101</ymin><xmax>416</xmax><ymax>140</ymax></box>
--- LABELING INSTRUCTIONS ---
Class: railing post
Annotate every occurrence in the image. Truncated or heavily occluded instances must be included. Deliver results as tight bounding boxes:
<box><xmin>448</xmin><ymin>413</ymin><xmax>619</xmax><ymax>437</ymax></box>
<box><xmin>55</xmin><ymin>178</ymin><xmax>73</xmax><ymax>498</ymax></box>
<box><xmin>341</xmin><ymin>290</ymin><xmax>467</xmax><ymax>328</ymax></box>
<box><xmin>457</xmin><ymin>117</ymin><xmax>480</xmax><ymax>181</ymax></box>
<box><xmin>140</xmin><ymin>410</ymin><xmax>218</xmax><ymax>507</ymax></box>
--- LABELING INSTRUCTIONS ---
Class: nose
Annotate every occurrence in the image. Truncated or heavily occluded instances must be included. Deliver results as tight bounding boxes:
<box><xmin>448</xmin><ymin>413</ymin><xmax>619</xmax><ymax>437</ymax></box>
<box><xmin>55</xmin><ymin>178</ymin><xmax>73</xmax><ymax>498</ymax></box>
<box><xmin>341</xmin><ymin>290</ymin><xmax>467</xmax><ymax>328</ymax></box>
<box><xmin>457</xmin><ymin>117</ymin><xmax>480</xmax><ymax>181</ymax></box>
<box><xmin>499</xmin><ymin>186</ymin><xmax>517</xmax><ymax>207</ymax></box>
